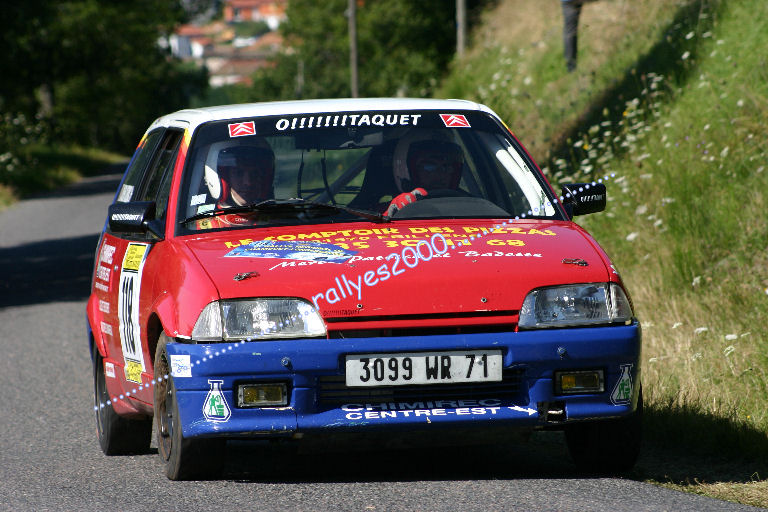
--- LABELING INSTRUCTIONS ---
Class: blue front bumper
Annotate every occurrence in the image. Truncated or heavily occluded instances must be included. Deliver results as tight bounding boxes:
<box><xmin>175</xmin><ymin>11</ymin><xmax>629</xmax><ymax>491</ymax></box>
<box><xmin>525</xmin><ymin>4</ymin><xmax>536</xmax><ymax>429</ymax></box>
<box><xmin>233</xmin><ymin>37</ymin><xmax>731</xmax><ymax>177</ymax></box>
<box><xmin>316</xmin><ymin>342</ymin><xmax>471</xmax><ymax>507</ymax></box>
<box><xmin>167</xmin><ymin>322</ymin><xmax>641</xmax><ymax>439</ymax></box>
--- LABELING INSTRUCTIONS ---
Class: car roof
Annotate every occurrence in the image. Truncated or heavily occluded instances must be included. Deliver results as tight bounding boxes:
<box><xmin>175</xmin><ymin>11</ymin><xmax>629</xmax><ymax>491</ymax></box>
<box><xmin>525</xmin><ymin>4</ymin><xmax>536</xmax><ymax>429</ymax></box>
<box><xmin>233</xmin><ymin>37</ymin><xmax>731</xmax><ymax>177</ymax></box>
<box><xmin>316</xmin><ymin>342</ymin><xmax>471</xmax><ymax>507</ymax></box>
<box><xmin>147</xmin><ymin>97</ymin><xmax>499</xmax><ymax>132</ymax></box>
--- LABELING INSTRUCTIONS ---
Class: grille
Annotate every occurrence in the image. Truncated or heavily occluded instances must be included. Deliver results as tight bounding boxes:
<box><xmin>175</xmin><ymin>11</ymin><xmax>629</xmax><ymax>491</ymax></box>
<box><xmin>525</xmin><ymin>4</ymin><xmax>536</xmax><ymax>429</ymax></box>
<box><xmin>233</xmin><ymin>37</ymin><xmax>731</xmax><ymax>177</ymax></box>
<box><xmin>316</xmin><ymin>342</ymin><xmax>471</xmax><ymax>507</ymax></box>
<box><xmin>316</xmin><ymin>367</ymin><xmax>527</xmax><ymax>405</ymax></box>
<box><xmin>328</xmin><ymin>325</ymin><xmax>513</xmax><ymax>339</ymax></box>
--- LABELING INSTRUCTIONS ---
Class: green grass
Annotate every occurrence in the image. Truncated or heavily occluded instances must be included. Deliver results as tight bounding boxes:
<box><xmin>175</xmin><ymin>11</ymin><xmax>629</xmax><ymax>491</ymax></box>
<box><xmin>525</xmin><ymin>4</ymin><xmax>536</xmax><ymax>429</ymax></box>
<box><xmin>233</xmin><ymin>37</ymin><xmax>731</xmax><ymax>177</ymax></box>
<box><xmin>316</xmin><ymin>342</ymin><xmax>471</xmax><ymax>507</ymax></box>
<box><xmin>0</xmin><ymin>144</ymin><xmax>127</xmax><ymax>209</ymax></box>
<box><xmin>439</xmin><ymin>0</ymin><xmax>768</xmax><ymax>505</ymax></box>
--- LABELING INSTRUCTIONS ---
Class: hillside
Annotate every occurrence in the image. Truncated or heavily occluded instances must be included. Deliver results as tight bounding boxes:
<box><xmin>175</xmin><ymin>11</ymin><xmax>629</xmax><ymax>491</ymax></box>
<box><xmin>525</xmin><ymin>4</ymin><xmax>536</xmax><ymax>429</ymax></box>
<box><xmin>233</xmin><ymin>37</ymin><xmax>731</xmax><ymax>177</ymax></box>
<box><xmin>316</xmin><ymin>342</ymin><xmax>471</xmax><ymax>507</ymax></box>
<box><xmin>438</xmin><ymin>0</ymin><xmax>768</xmax><ymax>505</ymax></box>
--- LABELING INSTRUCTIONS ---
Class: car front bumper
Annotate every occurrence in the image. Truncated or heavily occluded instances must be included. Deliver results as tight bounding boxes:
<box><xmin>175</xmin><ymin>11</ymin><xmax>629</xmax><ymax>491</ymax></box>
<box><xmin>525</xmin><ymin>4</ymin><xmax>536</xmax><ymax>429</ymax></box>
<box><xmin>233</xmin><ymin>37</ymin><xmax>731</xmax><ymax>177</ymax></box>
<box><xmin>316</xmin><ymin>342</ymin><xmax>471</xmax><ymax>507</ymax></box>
<box><xmin>166</xmin><ymin>322</ymin><xmax>641</xmax><ymax>439</ymax></box>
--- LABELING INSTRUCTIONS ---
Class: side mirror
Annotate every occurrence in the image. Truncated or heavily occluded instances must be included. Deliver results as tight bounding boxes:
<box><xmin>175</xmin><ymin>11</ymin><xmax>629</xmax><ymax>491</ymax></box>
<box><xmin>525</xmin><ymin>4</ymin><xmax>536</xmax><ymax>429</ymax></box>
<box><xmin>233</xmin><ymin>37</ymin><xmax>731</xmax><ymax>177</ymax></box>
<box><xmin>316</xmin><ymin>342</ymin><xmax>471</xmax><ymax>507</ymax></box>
<box><xmin>108</xmin><ymin>201</ymin><xmax>165</xmax><ymax>239</ymax></box>
<box><xmin>561</xmin><ymin>183</ymin><xmax>607</xmax><ymax>218</ymax></box>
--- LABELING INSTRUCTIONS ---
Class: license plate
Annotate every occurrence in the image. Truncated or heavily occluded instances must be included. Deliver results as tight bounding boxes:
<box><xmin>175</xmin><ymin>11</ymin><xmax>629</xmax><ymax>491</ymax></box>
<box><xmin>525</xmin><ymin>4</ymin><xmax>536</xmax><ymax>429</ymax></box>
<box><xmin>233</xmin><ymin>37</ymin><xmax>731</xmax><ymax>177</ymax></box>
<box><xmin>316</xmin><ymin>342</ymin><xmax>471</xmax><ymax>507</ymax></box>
<box><xmin>345</xmin><ymin>350</ymin><xmax>503</xmax><ymax>387</ymax></box>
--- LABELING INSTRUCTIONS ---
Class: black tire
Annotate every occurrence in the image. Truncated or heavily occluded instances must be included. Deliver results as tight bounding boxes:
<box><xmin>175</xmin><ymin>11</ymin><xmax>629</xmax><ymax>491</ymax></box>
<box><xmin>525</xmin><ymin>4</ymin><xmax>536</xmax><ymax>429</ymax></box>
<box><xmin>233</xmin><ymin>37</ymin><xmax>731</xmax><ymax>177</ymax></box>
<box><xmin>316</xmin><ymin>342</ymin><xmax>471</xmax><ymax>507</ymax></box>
<box><xmin>565</xmin><ymin>387</ymin><xmax>643</xmax><ymax>475</ymax></box>
<box><xmin>93</xmin><ymin>350</ymin><xmax>152</xmax><ymax>455</ymax></box>
<box><xmin>154</xmin><ymin>333</ymin><xmax>225</xmax><ymax>480</ymax></box>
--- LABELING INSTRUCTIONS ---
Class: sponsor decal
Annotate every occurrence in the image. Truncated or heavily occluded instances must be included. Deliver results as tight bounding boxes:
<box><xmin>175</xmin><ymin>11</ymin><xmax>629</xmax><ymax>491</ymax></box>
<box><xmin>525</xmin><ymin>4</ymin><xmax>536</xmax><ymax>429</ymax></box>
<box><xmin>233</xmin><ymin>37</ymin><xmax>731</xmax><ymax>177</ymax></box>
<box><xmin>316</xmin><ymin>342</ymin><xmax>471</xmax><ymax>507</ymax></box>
<box><xmin>117</xmin><ymin>184</ymin><xmax>134</xmax><ymax>203</ymax></box>
<box><xmin>225</xmin><ymin>240</ymin><xmax>357</xmax><ymax>263</ymax></box>
<box><xmin>457</xmin><ymin>251</ymin><xmax>542</xmax><ymax>258</ymax></box>
<box><xmin>122</xmin><ymin>244</ymin><xmax>148</xmax><ymax>271</ymax></box>
<box><xmin>190</xmin><ymin>193</ymin><xmax>207</xmax><ymax>206</ymax></box>
<box><xmin>111</xmin><ymin>213</ymin><xmax>142</xmax><ymax>222</ymax></box>
<box><xmin>579</xmin><ymin>193</ymin><xmax>604</xmax><ymax>203</ymax></box>
<box><xmin>170</xmin><ymin>355</ymin><xmax>192</xmax><ymax>378</ymax></box>
<box><xmin>98</xmin><ymin>299</ymin><xmax>110</xmax><ymax>314</ymax></box>
<box><xmin>610</xmin><ymin>364</ymin><xmax>633</xmax><ymax>405</ymax></box>
<box><xmin>340</xmin><ymin>399</ymin><xmax>536</xmax><ymax>421</ymax></box>
<box><xmin>275</xmin><ymin>113</ymin><xmax>422</xmax><ymax>131</ymax></box>
<box><xmin>94</xmin><ymin>282</ymin><xmax>109</xmax><ymax>292</ymax></box>
<box><xmin>99</xmin><ymin>243</ymin><xmax>116</xmax><ymax>265</ymax></box>
<box><xmin>324</xmin><ymin>308</ymin><xmax>361</xmax><ymax>316</ymax></box>
<box><xmin>118</xmin><ymin>243</ymin><xmax>150</xmax><ymax>385</ymax></box>
<box><xmin>96</xmin><ymin>264</ymin><xmax>110</xmax><ymax>283</ymax></box>
<box><xmin>223</xmin><ymin>226</ymin><xmax>553</xmax><ymax>252</ymax></box>
<box><xmin>124</xmin><ymin>360</ymin><xmax>143</xmax><ymax>384</ymax></box>
<box><xmin>203</xmin><ymin>380</ymin><xmax>231</xmax><ymax>422</ymax></box>
<box><xmin>105</xmin><ymin>362</ymin><xmax>116</xmax><ymax>379</ymax></box>
<box><xmin>440</xmin><ymin>113</ymin><xmax>471</xmax><ymax>128</ymax></box>
<box><xmin>228</xmin><ymin>121</ymin><xmax>256</xmax><ymax>137</ymax></box>
<box><xmin>100</xmin><ymin>321</ymin><xmax>113</xmax><ymax>336</ymax></box>
<box><xmin>268</xmin><ymin>260</ymin><xmax>331</xmax><ymax>271</ymax></box>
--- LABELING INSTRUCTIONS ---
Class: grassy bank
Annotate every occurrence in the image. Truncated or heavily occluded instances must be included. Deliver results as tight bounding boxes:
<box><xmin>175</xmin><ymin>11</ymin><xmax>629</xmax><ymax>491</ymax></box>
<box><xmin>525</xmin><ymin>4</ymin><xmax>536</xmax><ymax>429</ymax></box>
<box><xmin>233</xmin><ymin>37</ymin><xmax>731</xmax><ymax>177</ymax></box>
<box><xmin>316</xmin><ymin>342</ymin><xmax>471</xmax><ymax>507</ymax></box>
<box><xmin>439</xmin><ymin>0</ymin><xmax>767</xmax><ymax>505</ymax></box>
<box><xmin>0</xmin><ymin>145</ymin><xmax>126</xmax><ymax>209</ymax></box>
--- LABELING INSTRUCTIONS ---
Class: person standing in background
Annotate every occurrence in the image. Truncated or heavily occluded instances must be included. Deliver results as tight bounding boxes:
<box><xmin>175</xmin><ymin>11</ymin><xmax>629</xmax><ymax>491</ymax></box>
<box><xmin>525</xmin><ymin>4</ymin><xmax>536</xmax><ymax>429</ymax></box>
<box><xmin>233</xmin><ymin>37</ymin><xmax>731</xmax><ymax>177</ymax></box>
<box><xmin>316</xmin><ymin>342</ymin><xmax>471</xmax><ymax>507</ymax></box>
<box><xmin>561</xmin><ymin>0</ymin><xmax>585</xmax><ymax>72</ymax></box>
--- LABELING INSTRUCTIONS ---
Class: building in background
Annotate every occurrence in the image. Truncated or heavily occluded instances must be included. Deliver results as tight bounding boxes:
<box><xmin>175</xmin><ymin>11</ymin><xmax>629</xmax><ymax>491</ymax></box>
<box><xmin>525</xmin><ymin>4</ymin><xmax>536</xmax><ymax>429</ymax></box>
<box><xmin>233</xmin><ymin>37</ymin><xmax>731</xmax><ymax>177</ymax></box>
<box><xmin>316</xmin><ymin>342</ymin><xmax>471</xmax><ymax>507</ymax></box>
<box><xmin>224</xmin><ymin>0</ymin><xmax>286</xmax><ymax>30</ymax></box>
<box><xmin>168</xmin><ymin>0</ymin><xmax>286</xmax><ymax>87</ymax></box>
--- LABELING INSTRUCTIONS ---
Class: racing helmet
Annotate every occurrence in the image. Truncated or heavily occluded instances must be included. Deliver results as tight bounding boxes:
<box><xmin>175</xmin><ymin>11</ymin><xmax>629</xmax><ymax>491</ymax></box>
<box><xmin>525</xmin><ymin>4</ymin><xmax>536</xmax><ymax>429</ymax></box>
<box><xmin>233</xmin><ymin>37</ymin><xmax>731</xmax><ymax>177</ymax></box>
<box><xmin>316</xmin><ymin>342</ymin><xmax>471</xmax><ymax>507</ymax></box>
<box><xmin>392</xmin><ymin>130</ymin><xmax>464</xmax><ymax>192</ymax></box>
<box><xmin>204</xmin><ymin>139</ymin><xmax>275</xmax><ymax>205</ymax></box>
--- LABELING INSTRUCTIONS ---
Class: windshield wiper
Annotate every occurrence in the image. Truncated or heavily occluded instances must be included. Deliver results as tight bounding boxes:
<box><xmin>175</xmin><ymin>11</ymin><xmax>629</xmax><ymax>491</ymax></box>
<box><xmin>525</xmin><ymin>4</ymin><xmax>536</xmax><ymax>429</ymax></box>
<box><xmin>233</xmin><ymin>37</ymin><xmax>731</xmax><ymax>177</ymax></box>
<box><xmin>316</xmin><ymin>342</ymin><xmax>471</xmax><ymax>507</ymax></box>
<box><xmin>181</xmin><ymin>198</ymin><xmax>389</xmax><ymax>224</ymax></box>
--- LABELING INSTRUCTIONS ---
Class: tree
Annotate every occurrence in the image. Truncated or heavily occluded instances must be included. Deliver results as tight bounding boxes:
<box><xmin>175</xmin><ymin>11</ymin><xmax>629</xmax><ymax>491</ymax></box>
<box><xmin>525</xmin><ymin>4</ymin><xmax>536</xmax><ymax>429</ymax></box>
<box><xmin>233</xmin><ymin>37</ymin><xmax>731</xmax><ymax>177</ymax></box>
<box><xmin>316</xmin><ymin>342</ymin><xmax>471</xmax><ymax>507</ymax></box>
<box><xmin>1</xmin><ymin>0</ymin><xmax>210</xmax><ymax>151</ymax></box>
<box><xmin>248</xmin><ymin>0</ymin><xmax>490</xmax><ymax>102</ymax></box>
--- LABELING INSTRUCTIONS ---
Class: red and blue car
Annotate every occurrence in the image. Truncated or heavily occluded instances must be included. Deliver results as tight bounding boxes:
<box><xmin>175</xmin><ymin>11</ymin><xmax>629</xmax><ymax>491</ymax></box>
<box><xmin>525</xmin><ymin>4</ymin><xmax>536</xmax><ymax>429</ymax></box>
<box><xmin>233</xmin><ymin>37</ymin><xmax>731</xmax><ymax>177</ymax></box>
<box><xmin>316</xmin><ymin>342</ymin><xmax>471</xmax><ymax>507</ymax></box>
<box><xmin>87</xmin><ymin>98</ymin><xmax>641</xmax><ymax>479</ymax></box>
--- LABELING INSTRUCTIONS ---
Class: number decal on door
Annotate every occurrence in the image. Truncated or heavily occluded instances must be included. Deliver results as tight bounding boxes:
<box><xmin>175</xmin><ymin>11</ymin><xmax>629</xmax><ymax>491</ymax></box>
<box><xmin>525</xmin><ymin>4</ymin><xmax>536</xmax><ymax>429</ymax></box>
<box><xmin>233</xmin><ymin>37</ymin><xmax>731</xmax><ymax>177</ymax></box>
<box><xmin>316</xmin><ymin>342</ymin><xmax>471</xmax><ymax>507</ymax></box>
<box><xmin>118</xmin><ymin>243</ymin><xmax>150</xmax><ymax>383</ymax></box>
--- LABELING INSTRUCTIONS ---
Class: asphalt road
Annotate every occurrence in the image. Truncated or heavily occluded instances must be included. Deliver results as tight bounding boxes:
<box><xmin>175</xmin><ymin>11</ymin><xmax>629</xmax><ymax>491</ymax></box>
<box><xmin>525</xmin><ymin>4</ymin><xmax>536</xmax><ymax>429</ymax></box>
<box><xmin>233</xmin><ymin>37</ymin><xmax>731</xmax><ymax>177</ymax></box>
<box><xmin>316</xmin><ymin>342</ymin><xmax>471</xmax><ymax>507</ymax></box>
<box><xmin>0</xmin><ymin>170</ymin><xmax>761</xmax><ymax>512</ymax></box>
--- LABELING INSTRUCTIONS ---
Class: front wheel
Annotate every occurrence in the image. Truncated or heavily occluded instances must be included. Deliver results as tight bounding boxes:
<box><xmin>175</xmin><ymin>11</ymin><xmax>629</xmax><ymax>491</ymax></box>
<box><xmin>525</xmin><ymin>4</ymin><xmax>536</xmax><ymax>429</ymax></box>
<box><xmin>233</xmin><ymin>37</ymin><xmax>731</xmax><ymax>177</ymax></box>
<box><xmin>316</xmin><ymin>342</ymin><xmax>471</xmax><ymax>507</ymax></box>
<box><xmin>93</xmin><ymin>350</ymin><xmax>152</xmax><ymax>455</ymax></box>
<box><xmin>565</xmin><ymin>387</ymin><xmax>643</xmax><ymax>474</ymax></box>
<box><xmin>154</xmin><ymin>333</ymin><xmax>225</xmax><ymax>480</ymax></box>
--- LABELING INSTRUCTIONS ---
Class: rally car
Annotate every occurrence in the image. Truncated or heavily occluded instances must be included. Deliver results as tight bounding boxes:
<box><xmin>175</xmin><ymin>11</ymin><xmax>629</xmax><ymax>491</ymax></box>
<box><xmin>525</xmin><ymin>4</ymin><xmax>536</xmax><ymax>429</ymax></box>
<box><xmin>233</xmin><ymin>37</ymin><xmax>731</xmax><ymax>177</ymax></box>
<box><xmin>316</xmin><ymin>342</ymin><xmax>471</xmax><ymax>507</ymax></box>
<box><xmin>87</xmin><ymin>98</ymin><xmax>641</xmax><ymax>480</ymax></box>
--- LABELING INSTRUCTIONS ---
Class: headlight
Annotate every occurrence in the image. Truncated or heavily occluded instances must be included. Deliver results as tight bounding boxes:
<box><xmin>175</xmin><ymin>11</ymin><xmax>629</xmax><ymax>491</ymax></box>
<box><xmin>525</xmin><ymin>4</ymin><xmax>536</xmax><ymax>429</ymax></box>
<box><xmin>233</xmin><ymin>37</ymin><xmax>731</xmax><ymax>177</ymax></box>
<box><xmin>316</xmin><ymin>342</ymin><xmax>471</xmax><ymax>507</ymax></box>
<box><xmin>518</xmin><ymin>283</ymin><xmax>632</xmax><ymax>329</ymax></box>
<box><xmin>192</xmin><ymin>299</ymin><xmax>326</xmax><ymax>341</ymax></box>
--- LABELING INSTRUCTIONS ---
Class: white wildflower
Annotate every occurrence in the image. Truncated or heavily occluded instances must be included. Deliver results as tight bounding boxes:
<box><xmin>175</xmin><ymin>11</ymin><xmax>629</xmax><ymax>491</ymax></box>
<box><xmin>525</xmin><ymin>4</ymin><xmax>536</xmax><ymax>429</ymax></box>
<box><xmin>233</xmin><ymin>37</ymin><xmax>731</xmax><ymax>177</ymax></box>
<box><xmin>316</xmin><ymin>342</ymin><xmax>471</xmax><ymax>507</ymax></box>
<box><xmin>685</xmin><ymin>31</ymin><xmax>695</xmax><ymax>40</ymax></box>
<box><xmin>725</xmin><ymin>334</ymin><xmax>738</xmax><ymax>341</ymax></box>
<box><xmin>692</xmin><ymin>276</ymin><xmax>701</xmax><ymax>287</ymax></box>
<box><xmin>681</xmin><ymin>51</ymin><xmax>691</xmax><ymax>60</ymax></box>
<box><xmin>635</xmin><ymin>204</ymin><xmax>648</xmax><ymax>215</ymax></box>
<box><xmin>625</xmin><ymin>232</ymin><xmax>638</xmax><ymax>242</ymax></box>
<box><xmin>672</xmin><ymin>322</ymin><xmax>683</xmax><ymax>329</ymax></box>
<box><xmin>694</xmin><ymin>327</ymin><xmax>709</xmax><ymax>334</ymax></box>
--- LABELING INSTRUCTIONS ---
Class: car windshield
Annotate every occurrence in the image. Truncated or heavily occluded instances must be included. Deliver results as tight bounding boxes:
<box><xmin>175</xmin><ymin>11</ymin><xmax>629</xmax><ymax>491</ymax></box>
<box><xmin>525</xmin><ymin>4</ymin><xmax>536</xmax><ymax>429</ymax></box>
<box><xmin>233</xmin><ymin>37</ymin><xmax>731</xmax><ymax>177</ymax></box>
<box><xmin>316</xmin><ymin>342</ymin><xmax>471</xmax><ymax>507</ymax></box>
<box><xmin>177</xmin><ymin>110</ymin><xmax>563</xmax><ymax>233</ymax></box>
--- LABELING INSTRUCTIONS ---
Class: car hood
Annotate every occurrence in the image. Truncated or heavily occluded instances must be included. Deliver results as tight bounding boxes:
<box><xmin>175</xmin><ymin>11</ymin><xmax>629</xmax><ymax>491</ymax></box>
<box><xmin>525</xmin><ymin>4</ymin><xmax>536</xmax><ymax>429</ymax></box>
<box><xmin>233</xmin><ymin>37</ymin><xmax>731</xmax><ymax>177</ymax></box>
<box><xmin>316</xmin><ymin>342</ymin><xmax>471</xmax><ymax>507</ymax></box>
<box><xmin>181</xmin><ymin>219</ymin><xmax>611</xmax><ymax>319</ymax></box>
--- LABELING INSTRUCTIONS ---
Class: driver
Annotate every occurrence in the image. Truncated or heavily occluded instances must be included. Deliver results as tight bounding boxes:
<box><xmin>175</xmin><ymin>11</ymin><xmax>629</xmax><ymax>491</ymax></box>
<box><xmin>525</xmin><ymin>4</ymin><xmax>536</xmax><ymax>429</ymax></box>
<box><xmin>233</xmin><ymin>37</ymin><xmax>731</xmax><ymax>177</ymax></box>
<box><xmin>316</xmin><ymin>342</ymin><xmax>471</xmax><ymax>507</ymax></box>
<box><xmin>198</xmin><ymin>142</ymin><xmax>275</xmax><ymax>229</ymax></box>
<box><xmin>386</xmin><ymin>133</ymin><xmax>464</xmax><ymax>217</ymax></box>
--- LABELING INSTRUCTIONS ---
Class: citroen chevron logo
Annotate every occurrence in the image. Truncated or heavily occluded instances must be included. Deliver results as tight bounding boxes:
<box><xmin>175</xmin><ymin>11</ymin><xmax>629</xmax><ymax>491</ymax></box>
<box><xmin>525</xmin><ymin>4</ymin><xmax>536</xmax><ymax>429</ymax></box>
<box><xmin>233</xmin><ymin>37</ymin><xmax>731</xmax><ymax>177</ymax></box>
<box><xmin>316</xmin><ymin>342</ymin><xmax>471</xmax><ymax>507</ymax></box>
<box><xmin>440</xmin><ymin>114</ymin><xmax>471</xmax><ymax>128</ymax></box>
<box><xmin>228</xmin><ymin>121</ymin><xmax>256</xmax><ymax>137</ymax></box>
